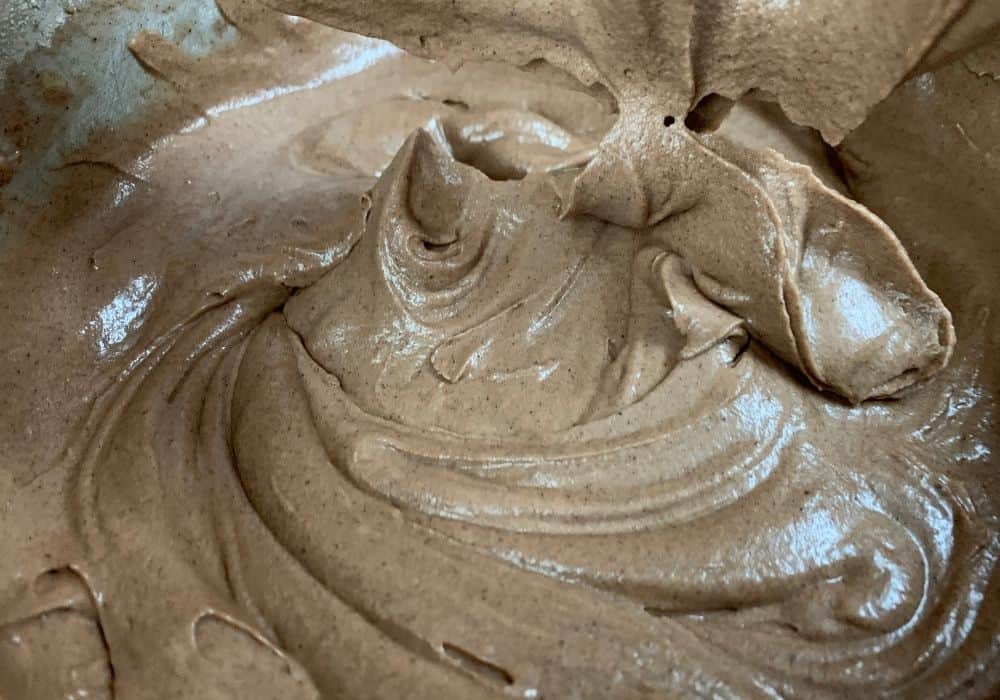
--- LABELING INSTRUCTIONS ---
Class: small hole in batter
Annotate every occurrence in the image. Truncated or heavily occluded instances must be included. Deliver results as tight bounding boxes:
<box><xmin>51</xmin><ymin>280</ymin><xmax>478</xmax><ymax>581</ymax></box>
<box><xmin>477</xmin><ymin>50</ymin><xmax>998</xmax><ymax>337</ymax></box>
<box><xmin>421</xmin><ymin>239</ymin><xmax>453</xmax><ymax>252</ymax></box>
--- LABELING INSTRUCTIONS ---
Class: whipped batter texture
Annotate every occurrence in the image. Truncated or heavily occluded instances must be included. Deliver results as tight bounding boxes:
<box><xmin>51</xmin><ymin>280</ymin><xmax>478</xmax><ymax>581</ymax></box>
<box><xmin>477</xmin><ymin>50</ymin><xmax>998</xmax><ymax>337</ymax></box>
<box><xmin>1</xmin><ymin>1</ymin><xmax>999</xmax><ymax>698</ymax></box>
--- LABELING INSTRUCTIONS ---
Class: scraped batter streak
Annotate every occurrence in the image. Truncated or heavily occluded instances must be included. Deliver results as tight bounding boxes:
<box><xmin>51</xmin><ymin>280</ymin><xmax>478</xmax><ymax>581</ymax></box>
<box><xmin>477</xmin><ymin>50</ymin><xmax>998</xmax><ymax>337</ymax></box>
<box><xmin>0</xmin><ymin>1</ymin><xmax>999</xmax><ymax>698</ymax></box>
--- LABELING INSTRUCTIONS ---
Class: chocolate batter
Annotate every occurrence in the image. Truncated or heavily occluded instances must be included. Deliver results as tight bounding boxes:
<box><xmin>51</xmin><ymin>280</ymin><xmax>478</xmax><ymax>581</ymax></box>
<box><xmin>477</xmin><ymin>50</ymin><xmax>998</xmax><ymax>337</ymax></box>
<box><xmin>0</xmin><ymin>1</ymin><xmax>998</xmax><ymax>698</ymax></box>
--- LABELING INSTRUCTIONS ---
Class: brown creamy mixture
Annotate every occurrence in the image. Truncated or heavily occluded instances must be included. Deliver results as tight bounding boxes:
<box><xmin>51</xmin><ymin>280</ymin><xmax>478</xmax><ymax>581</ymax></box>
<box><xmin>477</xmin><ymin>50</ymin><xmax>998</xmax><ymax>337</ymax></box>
<box><xmin>1</xmin><ymin>1</ymin><xmax>999</xmax><ymax>698</ymax></box>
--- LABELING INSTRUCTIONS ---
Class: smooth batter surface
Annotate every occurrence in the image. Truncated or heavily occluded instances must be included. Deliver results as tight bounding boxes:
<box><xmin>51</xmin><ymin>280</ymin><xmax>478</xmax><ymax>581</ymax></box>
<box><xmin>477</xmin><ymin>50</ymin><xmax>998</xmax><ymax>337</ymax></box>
<box><xmin>0</xmin><ymin>1</ymin><xmax>998</xmax><ymax>698</ymax></box>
